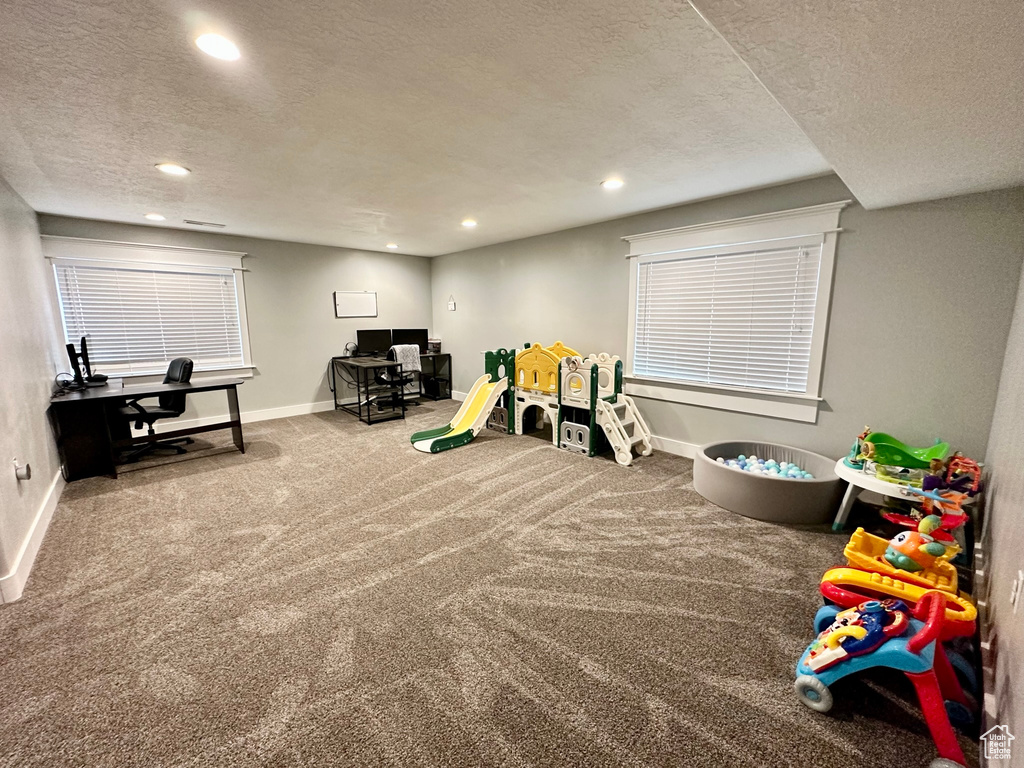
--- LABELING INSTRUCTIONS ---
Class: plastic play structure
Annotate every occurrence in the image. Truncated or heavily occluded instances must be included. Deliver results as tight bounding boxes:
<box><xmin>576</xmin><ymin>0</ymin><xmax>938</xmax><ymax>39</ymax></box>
<box><xmin>411</xmin><ymin>341</ymin><xmax>653</xmax><ymax>466</ymax></box>
<box><xmin>795</xmin><ymin>593</ymin><xmax>973</xmax><ymax>768</ymax></box>
<box><xmin>845</xmin><ymin>427</ymin><xmax>950</xmax><ymax>470</ymax></box>
<box><xmin>482</xmin><ymin>342</ymin><xmax>653</xmax><ymax>466</ymax></box>
<box><xmin>410</xmin><ymin>373</ymin><xmax>506</xmax><ymax>453</ymax></box>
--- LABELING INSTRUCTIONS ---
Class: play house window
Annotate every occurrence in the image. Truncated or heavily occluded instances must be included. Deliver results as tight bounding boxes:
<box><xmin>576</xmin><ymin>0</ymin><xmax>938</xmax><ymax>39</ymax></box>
<box><xmin>623</xmin><ymin>201</ymin><xmax>848</xmax><ymax>422</ymax></box>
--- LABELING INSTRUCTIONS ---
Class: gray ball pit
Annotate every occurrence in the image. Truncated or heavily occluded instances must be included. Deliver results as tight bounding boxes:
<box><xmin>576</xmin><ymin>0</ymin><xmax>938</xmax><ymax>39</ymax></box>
<box><xmin>693</xmin><ymin>441</ymin><xmax>843</xmax><ymax>525</ymax></box>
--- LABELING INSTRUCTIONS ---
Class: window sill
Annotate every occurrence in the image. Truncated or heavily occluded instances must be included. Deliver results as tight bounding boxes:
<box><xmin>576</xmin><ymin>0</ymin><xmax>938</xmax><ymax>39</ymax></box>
<box><xmin>623</xmin><ymin>375</ymin><xmax>820</xmax><ymax>423</ymax></box>
<box><xmin>117</xmin><ymin>365</ymin><xmax>256</xmax><ymax>385</ymax></box>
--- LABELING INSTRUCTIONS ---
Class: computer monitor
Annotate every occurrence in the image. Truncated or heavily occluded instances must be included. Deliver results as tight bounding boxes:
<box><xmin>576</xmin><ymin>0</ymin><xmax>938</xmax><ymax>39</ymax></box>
<box><xmin>391</xmin><ymin>328</ymin><xmax>428</xmax><ymax>353</ymax></box>
<box><xmin>79</xmin><ymin>335</ymin><xmax>94</xmax><ymax>378</ymax></box>
<box><xmin>356</xmin><ymin>328</ymin><xmax>393</xmax><ymax>356</ymax></box>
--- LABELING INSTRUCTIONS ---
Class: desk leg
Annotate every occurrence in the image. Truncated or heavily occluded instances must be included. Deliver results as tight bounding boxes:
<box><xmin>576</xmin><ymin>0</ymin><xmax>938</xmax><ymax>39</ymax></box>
<box><xmin>227</xmin><ymin>385</ymin><xmax>245</xmax><ymax>454</ymax></box>
<box><xmin>832</xmin><ymin>482</ymin><xmax>858</xmax><ymax>531</ymax></box>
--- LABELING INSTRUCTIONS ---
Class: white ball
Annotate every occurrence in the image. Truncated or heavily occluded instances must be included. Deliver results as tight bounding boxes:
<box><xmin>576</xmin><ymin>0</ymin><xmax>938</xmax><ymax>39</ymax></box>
<box><xmin>717</xmin><ymin>456</ymin><xmax>725</xmax><ymax>463</ymax></box>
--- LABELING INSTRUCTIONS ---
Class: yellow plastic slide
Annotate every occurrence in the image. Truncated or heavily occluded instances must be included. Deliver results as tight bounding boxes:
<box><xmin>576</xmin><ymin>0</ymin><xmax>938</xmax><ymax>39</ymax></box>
<box><xmin>410</xmin><ymin>374</ymin><xmax>507</xmax><ymax>453</ymax></box>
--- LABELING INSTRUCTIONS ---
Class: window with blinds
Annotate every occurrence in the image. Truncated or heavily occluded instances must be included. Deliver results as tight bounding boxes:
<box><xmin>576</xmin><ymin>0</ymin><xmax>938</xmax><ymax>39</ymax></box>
<box><xmin>633</xmin><ymin>241</ymin><xmax>823</xmax><ymax>394</ymax></box>
<box><xmin>53</xmin><ymin>262</ymin><xmax>246</xmax><ymax>376</ymax></box>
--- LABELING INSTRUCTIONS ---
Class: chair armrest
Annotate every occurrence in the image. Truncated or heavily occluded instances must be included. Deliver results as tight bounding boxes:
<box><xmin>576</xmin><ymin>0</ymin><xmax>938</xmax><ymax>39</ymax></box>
<box><xmin>125</xmin><ymin>399</ymin><xmax>150</xmax><ymax>415</ymax></box>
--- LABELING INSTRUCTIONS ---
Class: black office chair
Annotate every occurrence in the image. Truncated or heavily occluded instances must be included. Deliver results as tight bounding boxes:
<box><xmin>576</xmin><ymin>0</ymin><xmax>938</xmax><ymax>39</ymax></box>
<box><xmin>119</xmin><ymin>357</ymin><xmax>195</xmax><ymax>462</ymax></box>
<box><xmin>373</xmin><ymin>347</ymin><xmax>420</xmax><ymax>407</ymax></box>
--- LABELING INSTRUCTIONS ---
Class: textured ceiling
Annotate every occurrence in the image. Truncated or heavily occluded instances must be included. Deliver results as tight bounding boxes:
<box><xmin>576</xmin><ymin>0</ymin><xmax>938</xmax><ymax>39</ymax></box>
<box><xmin>0</xmin><ymin>0</ymin><xmax>830</xmax><ymax>256</ymax></box>
<box><xmin>691</xmin><ymin>0</ymin><xmax>1024</xmax><ymax>209</ymax></box>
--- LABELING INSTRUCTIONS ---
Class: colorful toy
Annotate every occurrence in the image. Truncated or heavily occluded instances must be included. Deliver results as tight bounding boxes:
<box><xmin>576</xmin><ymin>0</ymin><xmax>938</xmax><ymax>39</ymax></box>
<box><xmin>716</xmin><ymin>454</ymin><xmax>815</xmax><ymax>479</ymax></box>
<box><xmin>409</xmin><ymin>373</ymin><xmax>507</xmax><ymax>453</ymax></box>
<box><xmin>882</xmin><ymin>488</ymin><xmax>968</xmax><ymax>546</ymax></box>
<box><xmin>795</xmin><ymin>592</ymin><xmax>971</xmax><ymax>768</ymax></box>
<box><xmin>482</xmin><ymin>342</ymin><xmax>653</xmax><ymax>467</ymax></box>
<box><xmin>803</xmin><ymin>599</ymin><xmax>910</xmax><ymax>672</ymax></box>
<box><xmin>922</xmin><ymin>453</ymin><xmax>982</xmax><ymax>495</ymax></box>
<box><xmin>844</xmin><ymin>527</ymin><xmax>959</xmax><ymax>593</ymax></box>
<box><xmin>885</xmin><ymin>520</ymin><xmax>950</xmax><ymax>573</ymax></box>
<box><xmin>819</xmin><ymin>567</ymin><xmax>976</xmax><ymax>639</ymax></box>
<box><xmin>845</xmin><ymin>426</ymin><xmax>950</xmax><ymax>470</ymax></box>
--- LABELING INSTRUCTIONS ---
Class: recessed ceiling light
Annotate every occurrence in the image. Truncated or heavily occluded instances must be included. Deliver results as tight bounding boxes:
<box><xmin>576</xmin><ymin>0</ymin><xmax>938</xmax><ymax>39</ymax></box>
<box><xmin>386</xmin><ymin>243</ymin><xmax>399</xmax><ymax>249</ymax></box>
<box><xmin>143</xmin><ymin>213</ymin><xmax>166</xmax><ymax>221</ymax></box>
<box><xmin>601</xmin><ymin>178</ymin><xmax>625</xmax><ymax>190</ymax></box>
<box><xmin>195</xmin><ymin>33</ymin><xmax>241</xmax><ymax>61</ymax></box>
<box><xmin>461</xmin><ymin>219</ymin><xmax>477</xmax><ymax>228</ymax></box>
<box><xmin>156</xmin><ymin>162</ymin><xmax>190</xmax><ymax>176</ymax></box>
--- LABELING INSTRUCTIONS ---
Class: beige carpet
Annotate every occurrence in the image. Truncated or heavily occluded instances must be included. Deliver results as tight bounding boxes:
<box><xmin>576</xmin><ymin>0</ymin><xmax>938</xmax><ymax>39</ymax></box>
<box><xmin>0</xmin><ymin>401</ymin><xmax>978</xmax><ymax>767</ymax></box>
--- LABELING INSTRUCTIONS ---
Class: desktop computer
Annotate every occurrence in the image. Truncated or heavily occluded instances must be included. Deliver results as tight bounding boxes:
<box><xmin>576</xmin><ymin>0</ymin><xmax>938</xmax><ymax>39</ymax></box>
<box><xmin>355</xmin><ymin>329</ymin><xmax>393</xmax><ymax>357</ymax></box>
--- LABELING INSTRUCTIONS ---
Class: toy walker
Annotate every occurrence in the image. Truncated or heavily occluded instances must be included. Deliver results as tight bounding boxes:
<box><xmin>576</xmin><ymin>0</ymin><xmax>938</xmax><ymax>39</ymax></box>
<box><xmin>795</xmin><ymin>593</ymin><xmax>970</xmax><ymax>768</ymax></box>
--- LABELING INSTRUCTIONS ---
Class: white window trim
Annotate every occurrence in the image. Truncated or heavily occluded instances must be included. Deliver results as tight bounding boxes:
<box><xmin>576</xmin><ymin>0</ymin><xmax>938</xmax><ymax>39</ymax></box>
<box><xmin>41</xmin><ymin>235</ymin><xmax>255</xmax><ymax>380</ymax></box>
<box><xmin>623</xmin><ymin>200</ymin><xmax>851</xmax><ymax>423</ymax></box>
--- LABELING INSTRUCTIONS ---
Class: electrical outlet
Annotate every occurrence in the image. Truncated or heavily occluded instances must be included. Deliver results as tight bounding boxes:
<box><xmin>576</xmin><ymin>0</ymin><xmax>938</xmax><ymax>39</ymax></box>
<box><xmin>1011</xmin><ymin>570</ymin><xmax>1024</xmax><ymax>614</ymax></box>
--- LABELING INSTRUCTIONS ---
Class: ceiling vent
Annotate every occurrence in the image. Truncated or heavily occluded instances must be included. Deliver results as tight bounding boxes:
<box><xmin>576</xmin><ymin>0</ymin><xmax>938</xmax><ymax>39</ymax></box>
<box><xmin>183</xmin><ymin>219</ymin><xmax>226</xmax><ymax>228</ymax></box>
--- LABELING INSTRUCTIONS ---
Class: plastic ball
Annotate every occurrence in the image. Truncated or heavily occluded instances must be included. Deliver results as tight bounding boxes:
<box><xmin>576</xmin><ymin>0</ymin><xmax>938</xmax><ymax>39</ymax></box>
<box><xmin>717</xmin><ymin>456</ymin><xmax>725</xmax><ymax>463</ymax></box>
<box><xmin>738</xmin><ymin>454</ymin><xmax>746</xmax><ymax>461</ymax></box>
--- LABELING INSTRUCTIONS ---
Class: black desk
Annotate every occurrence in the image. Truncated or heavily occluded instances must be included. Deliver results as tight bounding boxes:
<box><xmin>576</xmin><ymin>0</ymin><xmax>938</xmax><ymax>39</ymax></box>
<box><xmin>418</xmin><ymin>353</ymin><xmax>452</xmax><ymax>401</ymax></box>
<box><xmin>49</xmin><ymin>377</ymin><xmax>245</xmax><ymax>481</ymax></box>
<box><xmin>330</xmin><ymin>357</ymin><xmax>407</xmax><ymax>424</ymax></box>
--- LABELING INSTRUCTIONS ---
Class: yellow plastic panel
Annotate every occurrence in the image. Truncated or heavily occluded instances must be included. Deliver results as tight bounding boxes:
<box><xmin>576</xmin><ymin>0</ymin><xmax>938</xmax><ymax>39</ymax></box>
<box><xmin>843</xmin><ymin>528</ymin><xmax>958</xmax><ymax>593</ymax></box>
<box><xmin>515</xmin><ymin>343</ymin><xmax>561</xmax><ymax>393</ymax></box>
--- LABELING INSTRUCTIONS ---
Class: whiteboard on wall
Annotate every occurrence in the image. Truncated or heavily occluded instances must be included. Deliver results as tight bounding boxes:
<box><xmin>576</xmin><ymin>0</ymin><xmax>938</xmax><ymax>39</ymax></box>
<box><xmin>334</xmin><ymin>291</ymin><xmax>377</xmax><ymax>318</ymax></box>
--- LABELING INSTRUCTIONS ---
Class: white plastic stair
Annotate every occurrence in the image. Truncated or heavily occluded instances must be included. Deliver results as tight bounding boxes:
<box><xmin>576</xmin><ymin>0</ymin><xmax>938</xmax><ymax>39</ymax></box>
<box><xmin>596</xmin><ymin>395</ymin><xmax>653</xmax><ymax>466</ymax></box>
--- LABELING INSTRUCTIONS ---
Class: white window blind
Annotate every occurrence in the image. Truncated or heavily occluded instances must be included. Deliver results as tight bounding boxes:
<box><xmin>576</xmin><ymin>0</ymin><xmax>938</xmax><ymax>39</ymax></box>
<box><xmin>53</xmin><ymin>262</ymin><xmax>245</xmax><ymax>376</ymax></box>
<box><xmin>633</xmin><ymin>241</ymin><xmax>823</xmax><ymax>394</ymax></box>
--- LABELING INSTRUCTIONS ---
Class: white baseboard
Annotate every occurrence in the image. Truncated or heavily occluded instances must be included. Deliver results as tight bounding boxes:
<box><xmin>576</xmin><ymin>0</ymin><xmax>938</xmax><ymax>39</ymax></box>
<box><xmin>649</xmin><ymin>434</ymin><xmax>698</xmax><ymax>458</ymax></box>
<box><xmin>154</xmin><ymin>400</ymin><xmax>336</xmax><ymax>433</ymax></box>
<box><xmin>0</xmin><ymin>471</ymin><xmax>65</xmax><ymax>603</ymax></box>
<box><xmin>451</xmin><ymin>390</ymin><xmax>467</xmax><ymax>402</ymax></box>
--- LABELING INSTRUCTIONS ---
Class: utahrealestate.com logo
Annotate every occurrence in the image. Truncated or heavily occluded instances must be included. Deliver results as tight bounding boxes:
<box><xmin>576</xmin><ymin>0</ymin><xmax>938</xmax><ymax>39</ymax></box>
<box><xmin>981</xmin><ymin>725</ymin><xmax>1015</xmax><ymax>760</ymax></box>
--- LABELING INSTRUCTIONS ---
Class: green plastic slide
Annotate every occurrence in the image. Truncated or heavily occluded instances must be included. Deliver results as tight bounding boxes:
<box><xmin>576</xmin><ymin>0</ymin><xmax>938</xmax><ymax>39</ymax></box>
<box><xmin>863</xmin><ymin>432</ymin><xmax>949</xmax><ymax>469</ymax></box>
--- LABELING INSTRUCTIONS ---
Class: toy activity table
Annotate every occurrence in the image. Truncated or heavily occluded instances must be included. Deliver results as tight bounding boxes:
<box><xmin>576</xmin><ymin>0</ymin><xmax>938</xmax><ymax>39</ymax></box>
<box><xmin>831</xmin><ymin>458</ymin><xmax>975</xmax><ymax>532</ymax></box>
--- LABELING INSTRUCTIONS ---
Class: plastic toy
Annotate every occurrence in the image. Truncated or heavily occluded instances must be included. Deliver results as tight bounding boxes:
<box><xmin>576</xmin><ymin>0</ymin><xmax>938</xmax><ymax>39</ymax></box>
<box><xmin>885</xmin><ymin>521</ymin><xmax>950</xmax><ymax>573</ymax></box>
<box><xmin>819</xmin><ymin>567</ymin><xmax>976</xmax><ymax>638</ymax></box>
<box><xmin>845</xmin><ymin>426</ymin><xmax>950</xmax><ymax>470</ymax></box>
<box><xmin>409</xmin><ymin>373</ymin><xmax>507</xmax><ymax>453</ymax></box>
<box><xmin>861</xmin><ymin>431</ymin><xmax>950</xmax><ymax>469</ymax></box>
<box><xmin>795</xmin><ymin>592</ymin><xmax>970</xmax><ymax>768</ymax></box>
<box><xmin>882</xmin><ymin>488</ymin><xmax>968</xmax><ymax>546</ymax></box>
<box><xmin>482</xmin><ymin>342</ymin><xmax>653</xmax><ymax>466</ymax></box>
<box><xmin>716</xmin><ymin>454</ymin><xmax>815</xmax><ymax>479</ymax></box>
<box><xmin>803</xmin><ymin>599</ymin><xmax>910</xmax><ymax>672</ymax></box>
<box><xmin>844</xmin><ymin>527</ymin><xmax>959</xmax><ymax>593</ymax></box>
<box><xmin>922</xmin><ymin>453</ymin><xmax>982</xmax><ymax>495</ymax></box>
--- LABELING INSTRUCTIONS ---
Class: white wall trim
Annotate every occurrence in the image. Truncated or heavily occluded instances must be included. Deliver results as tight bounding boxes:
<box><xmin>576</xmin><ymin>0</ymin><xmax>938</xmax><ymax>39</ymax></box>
<box><xmin>625</xmin><ymin>381</ymin><xmax>819</xmax><ymax>423</ymax></box>
<box><xmin>649</xmin><ymin>434</ymin><xmax>698</xmax><ymax>458</ymax></box>
<box><xmin>451</xmin><ymin>389</ymin><xmax>468</xmax><ymax>402</ymax></box>
<box><xmin>0</xmin><ymin>471</ymin><xmax>65</xmax><ymax>603</ymax></box>
<box><xmin>154</xmin><ymin>399</ymin><xmax>336</xmax><ymax>433</ymax></box>
<box><xmin>41</xmin><ymin>235</ymin><xmax>246</xmax><ymax>270</ymax></box>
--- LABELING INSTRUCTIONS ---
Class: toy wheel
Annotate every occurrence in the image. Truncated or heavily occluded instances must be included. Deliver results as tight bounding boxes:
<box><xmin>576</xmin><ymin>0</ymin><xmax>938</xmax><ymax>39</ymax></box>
<box><xmin>615</xmin><ymin>451</ymin><xmax>631</xmax><ymax>467</ymax></box>
<box><xmin>945</xmin><ymin>650</ymin><xmax>979</xmax><ymax>695</ymax></box>
<box><xmin>928</xmin><ymin>759</ymin><xmax>965</xmax><ymax>768</ymax></box>
<box><xmin>794</xmin><ymin>675</ymin><xmax>833</xmax><ymax>713</ymax></box>
<box><xmin>944</xmin><ymin>700</ymin><xmax>974</xmax><ymax>731</ymax></box>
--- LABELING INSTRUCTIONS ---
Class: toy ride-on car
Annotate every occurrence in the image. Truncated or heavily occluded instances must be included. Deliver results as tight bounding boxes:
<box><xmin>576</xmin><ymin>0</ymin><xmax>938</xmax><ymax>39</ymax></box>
<box><xmin>794</xmin><ymin>593</ymin><xmax>970</xmax><ymax>768</ymax></box>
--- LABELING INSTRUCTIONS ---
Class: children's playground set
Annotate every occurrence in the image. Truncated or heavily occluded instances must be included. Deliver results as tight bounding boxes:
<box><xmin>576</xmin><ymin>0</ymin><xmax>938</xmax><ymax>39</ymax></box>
<box><xmin>410</xmin><ymin>341</ymin><xmax>653</xmax><ymax>466</ymax></box>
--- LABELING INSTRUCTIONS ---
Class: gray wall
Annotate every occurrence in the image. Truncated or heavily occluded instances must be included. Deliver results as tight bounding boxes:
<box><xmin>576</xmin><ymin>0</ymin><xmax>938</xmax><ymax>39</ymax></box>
<box><xmin>38</xmin><ymin>216</ymin><xmax>433</xmax><ymax>422</ymax></box>
<box><xmin>0</xmin><ymin>176</ymin><xmax>62</xmax><ymax>589</ymax></box>
<box><xmin>983</xmin><ymin>261</ymin><xmax>1024</xmax><ymax>763</ymax></box>
<box><xmin>431</xmin><ymin>176</ymin><xmax>1024</xmax><ymax>459</ymax></box>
